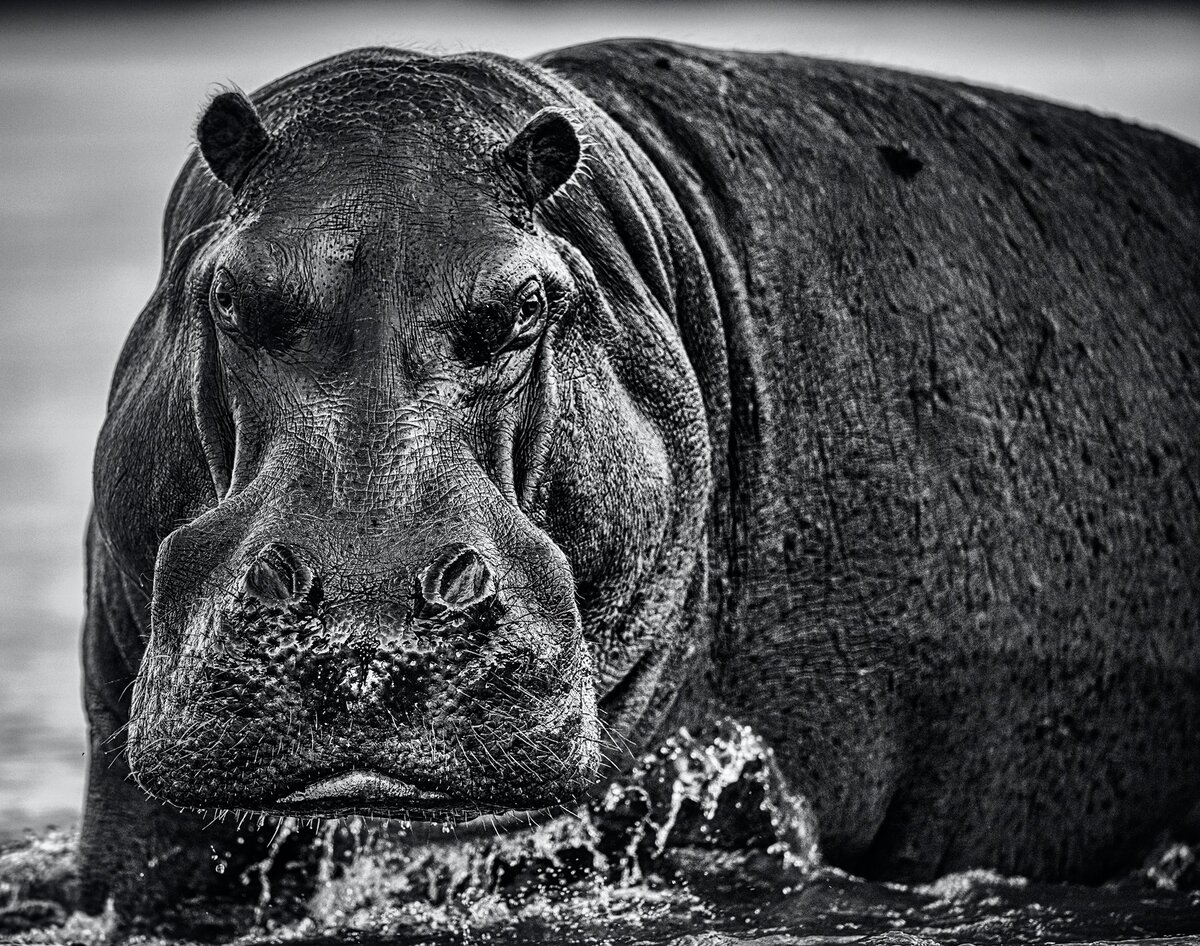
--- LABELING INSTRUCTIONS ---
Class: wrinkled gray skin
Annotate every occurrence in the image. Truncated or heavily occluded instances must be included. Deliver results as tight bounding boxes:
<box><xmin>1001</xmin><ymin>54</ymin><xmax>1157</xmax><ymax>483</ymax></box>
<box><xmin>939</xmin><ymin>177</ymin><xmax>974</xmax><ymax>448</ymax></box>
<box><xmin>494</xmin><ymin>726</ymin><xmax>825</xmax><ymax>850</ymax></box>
<box><xmin>81</xmin><ymin>40</ymin><xmax>1200</xmax><ymax>924</ymax></box>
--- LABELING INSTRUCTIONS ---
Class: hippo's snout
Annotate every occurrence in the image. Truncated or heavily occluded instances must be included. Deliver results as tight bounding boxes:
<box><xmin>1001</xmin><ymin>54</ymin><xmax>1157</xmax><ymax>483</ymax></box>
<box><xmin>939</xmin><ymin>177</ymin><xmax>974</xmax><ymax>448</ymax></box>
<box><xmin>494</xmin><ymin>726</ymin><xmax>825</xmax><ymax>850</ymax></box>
<box><xmin>240</xmin><ymin>540</ymin><xmax>502</xmax><ymax>626</ymax></box>
<box><xmin>129</xmin><ymin>498</ymin><xmax>598</xmax><ymax>820</ymax></box>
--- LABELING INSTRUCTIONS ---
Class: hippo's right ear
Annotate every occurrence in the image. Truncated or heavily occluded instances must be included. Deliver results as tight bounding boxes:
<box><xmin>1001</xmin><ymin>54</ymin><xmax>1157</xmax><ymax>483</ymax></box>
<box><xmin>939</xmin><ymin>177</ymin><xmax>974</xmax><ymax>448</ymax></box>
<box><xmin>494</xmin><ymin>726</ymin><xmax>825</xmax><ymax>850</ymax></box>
<box><xmin>503</xmin><ymin>109</ymin><xmax>580</xmax><ymax>206</ymax></box>
<box><xmin>197</xmin><ymin>90</ymin><xmax>270</xmax><ymax>190</ymax></box>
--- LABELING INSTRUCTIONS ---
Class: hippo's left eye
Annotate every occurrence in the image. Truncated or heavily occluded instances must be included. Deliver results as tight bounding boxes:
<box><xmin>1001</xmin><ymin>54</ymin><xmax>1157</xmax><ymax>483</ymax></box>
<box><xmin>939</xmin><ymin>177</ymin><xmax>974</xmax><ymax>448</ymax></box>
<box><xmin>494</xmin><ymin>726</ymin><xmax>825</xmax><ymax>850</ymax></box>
<box><xmin>455</xmin><ymin>277</ymin><xmax>549</xmax><ymax>365</ymax></box>
<box><xmin>515</xmin><ymin>278</ymin><xmax>545</xmax><ymax>326</ymax></box>
<box><xmin>210</xmin><ymin>269</ymin><xmax>238</xmax><ymax>323</ymax></box>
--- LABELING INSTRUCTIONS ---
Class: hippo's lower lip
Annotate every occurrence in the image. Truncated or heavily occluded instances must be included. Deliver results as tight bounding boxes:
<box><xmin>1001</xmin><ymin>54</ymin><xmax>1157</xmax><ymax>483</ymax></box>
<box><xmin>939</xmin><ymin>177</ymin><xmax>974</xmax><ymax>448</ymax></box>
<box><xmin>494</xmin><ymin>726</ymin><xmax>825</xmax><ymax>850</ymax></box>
<box><xmin>276</xmin><ymin>769</ymin><xmax>461</xmax><ymax>810</ymax></box>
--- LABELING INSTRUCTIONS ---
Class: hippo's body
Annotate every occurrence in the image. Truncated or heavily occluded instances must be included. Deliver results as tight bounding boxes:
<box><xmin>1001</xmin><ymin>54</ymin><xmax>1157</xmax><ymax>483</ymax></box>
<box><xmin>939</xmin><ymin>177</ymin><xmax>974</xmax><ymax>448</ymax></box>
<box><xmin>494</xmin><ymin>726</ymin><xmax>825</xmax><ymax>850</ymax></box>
<box><xmin>81</xmin><ymin>40</ymin><xmax>1200</xmax><ymax>922</ymax></box>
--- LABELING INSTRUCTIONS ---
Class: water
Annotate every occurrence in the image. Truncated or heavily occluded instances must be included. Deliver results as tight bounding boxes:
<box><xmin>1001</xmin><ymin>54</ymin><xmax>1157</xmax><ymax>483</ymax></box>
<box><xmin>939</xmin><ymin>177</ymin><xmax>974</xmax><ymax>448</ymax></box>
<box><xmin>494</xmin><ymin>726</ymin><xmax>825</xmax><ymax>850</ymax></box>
<box><xmin>3</xmin><ymin>722</ymin><xmax>1199</xmax><ymax>945</ymax></box>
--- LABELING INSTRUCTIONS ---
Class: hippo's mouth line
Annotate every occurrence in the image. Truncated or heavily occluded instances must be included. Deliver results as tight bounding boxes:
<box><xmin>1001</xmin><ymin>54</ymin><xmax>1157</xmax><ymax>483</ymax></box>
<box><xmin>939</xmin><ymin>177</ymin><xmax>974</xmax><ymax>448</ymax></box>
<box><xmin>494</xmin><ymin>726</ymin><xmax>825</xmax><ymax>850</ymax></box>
<box><xmin>268</xmin><ymin>769</ymin><xmax>481</xmax><ymax>818</ymax></box>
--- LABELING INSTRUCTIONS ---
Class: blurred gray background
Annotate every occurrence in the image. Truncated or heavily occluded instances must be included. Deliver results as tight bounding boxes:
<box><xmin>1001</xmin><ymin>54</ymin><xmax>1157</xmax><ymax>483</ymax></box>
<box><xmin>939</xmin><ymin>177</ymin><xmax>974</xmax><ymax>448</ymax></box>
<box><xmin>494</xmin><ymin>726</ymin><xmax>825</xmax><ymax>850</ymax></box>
<box><xmin>1</xmin><ymin>1</ymin><xmax>1197</xmax><ymax>838</ymax></box>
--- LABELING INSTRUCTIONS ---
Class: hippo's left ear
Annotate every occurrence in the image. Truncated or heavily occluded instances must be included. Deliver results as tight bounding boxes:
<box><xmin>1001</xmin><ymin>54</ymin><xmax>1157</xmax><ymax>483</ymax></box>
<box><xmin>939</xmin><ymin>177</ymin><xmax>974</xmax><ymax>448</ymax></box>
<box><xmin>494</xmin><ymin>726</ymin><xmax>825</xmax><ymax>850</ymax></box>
<box><xmin>503</xmin><ymin>109</ymin><xmax>580</xmax><ymax>206</ymax></box>
<box><xmin>197</xmin><ymin>90</ymin><xmax>270</xmax><ymax>191</ymax></box>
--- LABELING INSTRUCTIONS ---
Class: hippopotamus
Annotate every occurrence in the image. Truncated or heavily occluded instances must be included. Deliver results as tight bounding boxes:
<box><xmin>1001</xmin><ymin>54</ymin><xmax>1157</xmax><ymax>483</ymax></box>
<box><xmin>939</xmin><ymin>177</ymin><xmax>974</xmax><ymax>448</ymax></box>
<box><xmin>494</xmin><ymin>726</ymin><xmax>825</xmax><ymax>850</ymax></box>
<box><xmin>80</xmin><ymin>38</ymin><xmax>1200</xmax><ymax>922</ymax></box>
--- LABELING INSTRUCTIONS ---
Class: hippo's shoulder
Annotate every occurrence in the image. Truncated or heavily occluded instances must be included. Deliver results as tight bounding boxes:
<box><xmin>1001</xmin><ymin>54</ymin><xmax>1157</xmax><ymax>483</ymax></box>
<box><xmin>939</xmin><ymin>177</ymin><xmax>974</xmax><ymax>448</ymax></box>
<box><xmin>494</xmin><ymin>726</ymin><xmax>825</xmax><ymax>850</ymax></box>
<box><xmin>537</xmin><ymin>38</ymin><xmax>1199</xmax><ymax>177</ymax></box>
<box><xmin>538</xmin><ymin>38</ymin><xmax>1199</xmax><ymax>246</ymax></box>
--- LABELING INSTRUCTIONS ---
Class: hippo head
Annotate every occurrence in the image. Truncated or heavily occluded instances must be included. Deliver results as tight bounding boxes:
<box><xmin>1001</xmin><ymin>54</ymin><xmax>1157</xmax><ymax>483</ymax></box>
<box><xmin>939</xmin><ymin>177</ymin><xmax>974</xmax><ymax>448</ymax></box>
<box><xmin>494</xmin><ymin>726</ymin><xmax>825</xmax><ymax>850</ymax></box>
<box><xmin>93</xmin><ymin>51</ymin><xmax>713</xmax><ymax>823</ymax></box>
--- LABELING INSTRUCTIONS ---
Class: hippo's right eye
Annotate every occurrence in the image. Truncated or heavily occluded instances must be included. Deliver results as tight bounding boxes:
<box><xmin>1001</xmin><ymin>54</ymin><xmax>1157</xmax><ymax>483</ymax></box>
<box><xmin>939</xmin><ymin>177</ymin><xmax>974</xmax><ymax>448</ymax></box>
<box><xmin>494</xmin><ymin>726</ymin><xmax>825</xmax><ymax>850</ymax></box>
<box><xmin>210</xmin><ymin>269</ymin><xmax>237</xmax><ymax>322</ymax></box>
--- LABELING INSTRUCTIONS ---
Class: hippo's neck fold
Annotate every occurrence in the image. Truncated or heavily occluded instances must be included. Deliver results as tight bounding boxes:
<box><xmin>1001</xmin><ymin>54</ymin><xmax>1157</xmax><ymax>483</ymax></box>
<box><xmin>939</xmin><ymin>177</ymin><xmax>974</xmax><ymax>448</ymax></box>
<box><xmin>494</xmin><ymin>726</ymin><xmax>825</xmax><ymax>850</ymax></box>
<box><xmin>536</xmin><ymin>43</ymin><xmax>767</xmax><ymax>689</ymax></box>
<box><xmin>539</xmin><ymin>40</ymin><xmax>912</xmax><ymax>855</ymax></box>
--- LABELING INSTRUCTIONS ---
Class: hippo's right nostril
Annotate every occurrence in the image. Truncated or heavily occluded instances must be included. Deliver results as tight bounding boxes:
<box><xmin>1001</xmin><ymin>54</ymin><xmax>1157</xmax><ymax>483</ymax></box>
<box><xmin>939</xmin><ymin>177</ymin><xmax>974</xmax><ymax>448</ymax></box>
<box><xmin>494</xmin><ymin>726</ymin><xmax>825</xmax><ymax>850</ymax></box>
<box><xmin>243</xmin><ymin>543</ymin><xmax>313</xmax><ymax>605</ymax></box>
<box><xmin>419</xmin><ymin>543</ymin><xmax>498</xmax><ymax>615</ymax></box>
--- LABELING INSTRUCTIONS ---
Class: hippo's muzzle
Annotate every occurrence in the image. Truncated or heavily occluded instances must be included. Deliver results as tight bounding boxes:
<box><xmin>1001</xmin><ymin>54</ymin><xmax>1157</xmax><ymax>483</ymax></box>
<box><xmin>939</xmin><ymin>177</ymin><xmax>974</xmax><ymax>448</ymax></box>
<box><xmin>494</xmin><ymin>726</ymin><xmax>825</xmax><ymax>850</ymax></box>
<box><xmin>126</xmin><ymin>466</ymin><xmax>599</xmax><ymax>822</ymax></box>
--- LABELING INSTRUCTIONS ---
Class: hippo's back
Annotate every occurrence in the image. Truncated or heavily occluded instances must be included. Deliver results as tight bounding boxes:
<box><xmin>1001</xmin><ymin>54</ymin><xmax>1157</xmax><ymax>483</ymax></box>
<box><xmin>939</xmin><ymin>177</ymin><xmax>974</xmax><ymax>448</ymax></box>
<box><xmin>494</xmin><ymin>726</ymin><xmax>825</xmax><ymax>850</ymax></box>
<box><xmin>542</xmin><ymin>39</ymin><xmax>1200</xmax><ymax>880</ymax></box>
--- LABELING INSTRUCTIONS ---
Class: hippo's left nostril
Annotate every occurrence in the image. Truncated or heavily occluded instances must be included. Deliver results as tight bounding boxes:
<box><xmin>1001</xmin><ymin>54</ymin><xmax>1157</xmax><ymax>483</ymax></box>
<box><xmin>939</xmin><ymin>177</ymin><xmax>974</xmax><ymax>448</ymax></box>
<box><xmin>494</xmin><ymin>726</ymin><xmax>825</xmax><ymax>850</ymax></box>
<box><xmin>243</xmin><ymin>543</ymin><xmax>313</xmax><ymax>605</ymax></box>
<box><xmin>418</xmin><ymin>543</ymin><xmax>498</xmax><ymax>615</ymax></box>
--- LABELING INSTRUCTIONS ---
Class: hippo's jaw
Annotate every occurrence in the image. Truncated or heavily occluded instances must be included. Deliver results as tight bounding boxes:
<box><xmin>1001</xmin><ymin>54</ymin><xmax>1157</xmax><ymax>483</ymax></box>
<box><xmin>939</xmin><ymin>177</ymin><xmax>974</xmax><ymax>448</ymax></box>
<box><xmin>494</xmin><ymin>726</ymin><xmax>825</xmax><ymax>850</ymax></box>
<box><xmin>126</xmin><ymin>630</ymin><xmax>600</xmax><ymax>824</ymax></box>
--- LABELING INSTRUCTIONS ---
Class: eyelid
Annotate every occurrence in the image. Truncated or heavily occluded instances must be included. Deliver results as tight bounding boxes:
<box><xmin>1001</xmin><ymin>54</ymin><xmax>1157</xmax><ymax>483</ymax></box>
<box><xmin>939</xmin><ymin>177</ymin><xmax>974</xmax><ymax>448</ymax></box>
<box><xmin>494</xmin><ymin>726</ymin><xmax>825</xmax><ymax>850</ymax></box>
<box><xmin>210</xmin><ymin>268</ymin><xmax>237</xmax><ymax>315</ymax></box>
<box><xmin>514</xmin><ymin>276</ymin><xmax>546</xmax><ymax>320</ymax></box>
<box><xmin>469</xmin><ymin>275</ymin><xmax>540</xmax><ymax>313</ymax></box>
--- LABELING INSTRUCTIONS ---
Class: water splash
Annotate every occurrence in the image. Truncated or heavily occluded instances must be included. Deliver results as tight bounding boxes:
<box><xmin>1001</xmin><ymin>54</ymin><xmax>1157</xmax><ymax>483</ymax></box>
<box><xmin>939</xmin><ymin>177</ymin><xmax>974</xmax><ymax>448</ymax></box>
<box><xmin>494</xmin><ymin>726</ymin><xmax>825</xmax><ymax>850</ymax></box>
<box><xmin>3</xmin><ymin>722</ymin><xmax>1199</xmax><ymax>945</ymax></box>
<box><xmin>252</xmin><ymin>817</ymin><xmax>297</xmax><ymax>924</ymax></box>
<box><xmin>600</xmin><ymin>719</ymin><xmax>821</xmax><ymax>881</ymax></box>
